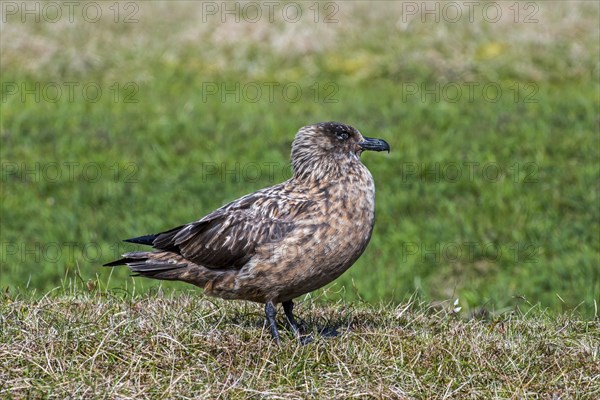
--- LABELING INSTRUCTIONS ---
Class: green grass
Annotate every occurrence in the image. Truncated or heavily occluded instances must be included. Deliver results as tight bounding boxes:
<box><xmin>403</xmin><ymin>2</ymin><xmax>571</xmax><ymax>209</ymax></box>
<box><xmin>1</xmin><ymin>284</ymin><xmax>598</xmax><ymax>399</ymax></box>
<box><xmin>1</xmin><ymin>1</ymin><xmax>599</xmax><ymax>319</ymax></box>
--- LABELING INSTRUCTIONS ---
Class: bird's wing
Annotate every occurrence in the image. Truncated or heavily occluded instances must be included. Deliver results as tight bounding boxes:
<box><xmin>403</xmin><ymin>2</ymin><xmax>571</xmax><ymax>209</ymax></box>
<box><xmin>151</xmin><ymin>186</ymin><xmax>316</xmax><ymax>269</ymax></box>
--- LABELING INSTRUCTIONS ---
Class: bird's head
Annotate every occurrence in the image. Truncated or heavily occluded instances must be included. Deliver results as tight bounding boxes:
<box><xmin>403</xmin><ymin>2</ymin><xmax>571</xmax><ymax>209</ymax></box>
<box><xmin>291</xmin><ymin>121</ymin><xmax>390</xmax><ymax>180</ymax></box>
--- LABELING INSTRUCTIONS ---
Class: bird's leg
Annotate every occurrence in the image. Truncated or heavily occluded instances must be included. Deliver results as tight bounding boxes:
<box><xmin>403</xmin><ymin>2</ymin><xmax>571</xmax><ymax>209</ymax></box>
<box><xmin>283</xmin><ymin>300</ymin><xmax>314</xmax><ymax>345</ymax></box>
<box><xmin>282</xmin><ymin>300</ymin><xmax>301</xmax><ymax>336</ymax></box>
<box><xmin>265</xmin><ymin>301</ymin><xmax>281</xmax><ymax>344</ymax></box>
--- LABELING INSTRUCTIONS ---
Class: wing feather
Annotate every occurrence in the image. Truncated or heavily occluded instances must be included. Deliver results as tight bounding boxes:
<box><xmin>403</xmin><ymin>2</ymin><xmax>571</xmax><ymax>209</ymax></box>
<box><xmin>150</xmin><ymin>185</ymin><xmax>316</xmax><ymax>270</ymax></box>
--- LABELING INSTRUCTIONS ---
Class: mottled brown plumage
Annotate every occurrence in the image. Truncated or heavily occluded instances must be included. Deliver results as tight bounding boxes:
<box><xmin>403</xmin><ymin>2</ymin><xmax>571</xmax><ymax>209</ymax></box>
<box><xmin>104</xmin><ymin>122</ymin><xmax>390</xmax><ymax>342</ymax></box>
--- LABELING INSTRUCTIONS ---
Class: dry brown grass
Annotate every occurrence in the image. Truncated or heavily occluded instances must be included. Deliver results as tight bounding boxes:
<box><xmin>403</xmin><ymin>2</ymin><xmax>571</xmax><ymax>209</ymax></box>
<box><xmin>1</xmin><ymin>289</ymin><xmax>598</xmax><ymax>399</ymax></box>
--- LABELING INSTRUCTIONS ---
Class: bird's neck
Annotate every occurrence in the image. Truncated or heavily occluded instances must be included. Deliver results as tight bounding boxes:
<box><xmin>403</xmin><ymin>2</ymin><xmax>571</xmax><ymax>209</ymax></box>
<box><xmin>292</xmin><ymin>153</ymin><xmax>364</xmax><ymax>182</ymax></box>
<box><xmin>291</xmin><ymin>154</ymin><xmax>375</xmax><ymax>197</ymax></box>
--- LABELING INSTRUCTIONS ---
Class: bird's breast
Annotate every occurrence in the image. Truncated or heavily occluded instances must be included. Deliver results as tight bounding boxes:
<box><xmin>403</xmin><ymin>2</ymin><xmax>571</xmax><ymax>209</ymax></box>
<box><xmin>235</xmin><ymin>163</ymin><xmax>377</xmax><ymax>303</ymax></box>
<box><xmin>322</xmin><ymin>164</ymin><xmax>376</xmax><ymax>248</ymax></box>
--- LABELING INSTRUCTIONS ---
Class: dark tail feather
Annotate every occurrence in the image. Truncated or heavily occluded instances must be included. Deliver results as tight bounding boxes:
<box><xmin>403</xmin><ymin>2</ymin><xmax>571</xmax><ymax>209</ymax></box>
<box><xmin>102</xmin><ymin>255</ymin><xmax>170</xmax><ymax>268</ymax></box>
<box><xmin>130</xmin><ymin>267</ymin><xmax>183</xmax><ymax>278</ymax></box>
<box><xmin>103</xmin><ymin>258</ymin><xmax>131</xmax><ymax>267</ymax></box>
<box><xmin>103</xmin><ymin>235</ymin><xmax>161</xmax><ymax>266</ymax></box>
<box><xmin>123</xmin><ymin>225</ymin><xmax>185</xmax><ymax>251</ymax></box>
<box><xmin>103</xmin><ymin>251</ymin><xmax>192</xmax><ymax>282</ymax></box>
<box><xmin>124</xmin><ymin>234</ymin><xmax>159</xmax><ymax>245</ymax></box>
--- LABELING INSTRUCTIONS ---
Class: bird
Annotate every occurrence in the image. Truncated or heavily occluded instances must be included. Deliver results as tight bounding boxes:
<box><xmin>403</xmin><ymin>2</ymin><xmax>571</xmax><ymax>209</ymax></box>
<box><xmin>104</xmin><ymin>121</ymin><xmax>390</xmax><ymax>343</ymax></box>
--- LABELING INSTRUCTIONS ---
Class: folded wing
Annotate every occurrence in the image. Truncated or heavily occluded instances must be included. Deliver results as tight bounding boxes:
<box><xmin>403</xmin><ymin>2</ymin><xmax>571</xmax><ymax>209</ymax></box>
<box><xmin>136</xmin><ymin>187</ymin><xmax>316</xmax><ymax>270</ymax></box>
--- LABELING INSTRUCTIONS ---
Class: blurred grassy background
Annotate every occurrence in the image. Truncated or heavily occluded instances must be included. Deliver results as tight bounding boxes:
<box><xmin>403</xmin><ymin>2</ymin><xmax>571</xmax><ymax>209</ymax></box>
<box><xmin>1</xmin><ymin>1</ymin><xmax>598</xmax><ymax>317</ymax></box>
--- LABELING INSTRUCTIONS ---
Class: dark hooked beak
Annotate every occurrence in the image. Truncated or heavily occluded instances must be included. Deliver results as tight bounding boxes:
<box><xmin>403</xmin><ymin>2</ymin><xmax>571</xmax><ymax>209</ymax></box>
<box><xmin>359</xmin><ymin>137</ymin><xmax>391</xmax><ymax>153</ymax></box>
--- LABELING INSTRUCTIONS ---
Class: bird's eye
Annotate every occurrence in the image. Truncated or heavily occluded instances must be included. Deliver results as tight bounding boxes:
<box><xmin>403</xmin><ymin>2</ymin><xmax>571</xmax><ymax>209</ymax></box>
<box><xmin>336</xmin><ymin>132</ymin><xmax>349</xmax><ymax>141</ymax></box>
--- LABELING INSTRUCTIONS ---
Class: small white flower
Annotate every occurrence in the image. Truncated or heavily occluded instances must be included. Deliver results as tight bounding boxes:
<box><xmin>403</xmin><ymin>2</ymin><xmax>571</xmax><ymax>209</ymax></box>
<box><xmin>452</xmin><ymin>298</ymin><xmax>462</xmax><ymax>314</ymax></box>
